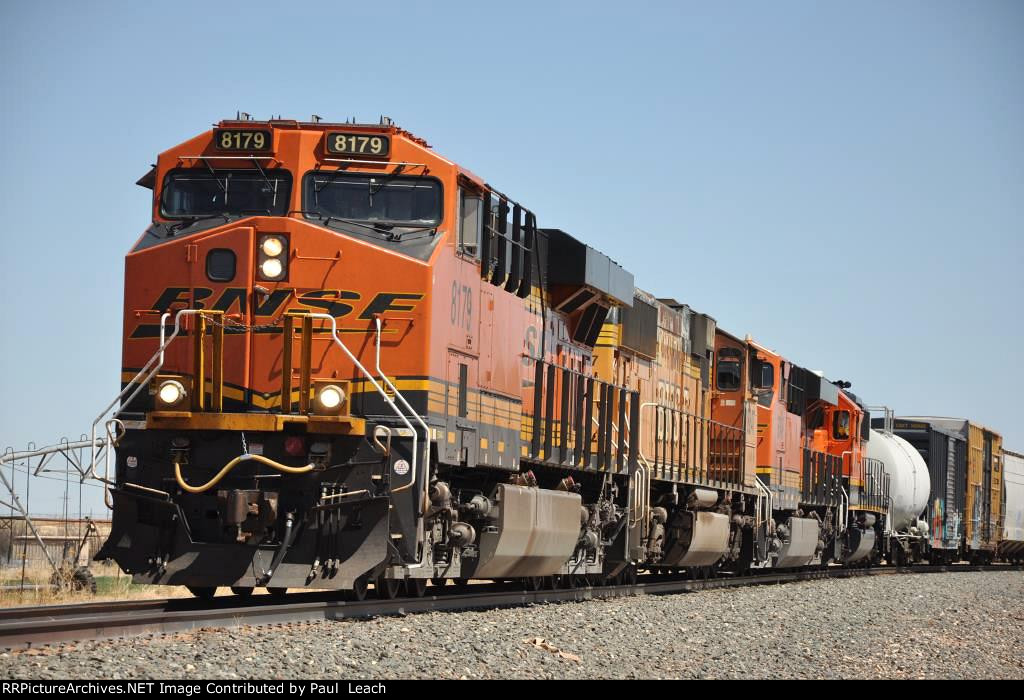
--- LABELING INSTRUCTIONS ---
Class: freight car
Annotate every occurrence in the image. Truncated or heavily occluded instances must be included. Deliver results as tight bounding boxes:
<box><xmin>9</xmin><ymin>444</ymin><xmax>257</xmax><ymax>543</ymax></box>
<box><xmin>865</xmin><ymin>417</ymin><xmax>930</xmax><ymax>565</ymax></box>
<box><xmin>91</xmin><ymin>117</ymin><xmax>1002</xmax><ymax>598</ymax></box>
<box><xmin>999</xmin><ymin>449</ymin><xmax>1024</xmax><ymax>563</ymax></box>
<box><xmin>878</xmin><ymin>417</ymin><xmax>1004</xmax><ymax>564</ymax></box>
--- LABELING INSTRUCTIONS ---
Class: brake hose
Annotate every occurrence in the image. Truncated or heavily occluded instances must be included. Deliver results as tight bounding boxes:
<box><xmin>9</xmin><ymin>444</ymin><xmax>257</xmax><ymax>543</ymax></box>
<box><xmin>173</xmin><ymin>453</ymin><xmax>314</xmax><ymax>494</ymax></box>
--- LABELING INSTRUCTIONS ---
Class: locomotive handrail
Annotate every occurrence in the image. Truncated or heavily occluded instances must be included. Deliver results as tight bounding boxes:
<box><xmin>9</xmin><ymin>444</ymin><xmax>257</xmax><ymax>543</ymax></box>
<box><xmin>753</xmin><ymin>475</ymin><xmax>773</xmax><ymax>563</ymax></box>
<box><xmin>373</xmin><ymin>316</ymin><xmax>431</xmax><ymax>570</ymax></box>
<box><xmin>85</xmin><ymin>307</ymin><xmax>429</xmax><ymax>538</ymax></box>
<box><xmin>866</xmin><ymin>405</ymin><xmax>895</xmax><ymax>436</ymax></box>
<box><xmin>310</xmin><ymin>312</ymin><xmax>432</xmax><ymax>570</ymax></box>
<box><xmin>588</xmin><ymin>409</ymin><xmax>651</xmax><ymax>535</ymax></box>
<box><xmin>300</xmin><ymin>314</ymin><xmax>423</xmax><ymax>509</ymax></box>
<box><xmin>638</xmin><ymin>402</ymin><xmax>745</xmax><ymax>488</ymax></box>
<box><xmin>177</xmin><ymin>155</ymin><xmax>282</xmax><ymax>165</ymax></box>
<box><xmin>323</xmin><ymin>158</ymin><xmax>427</xmax><ymax>169</ymax></box>
<box><xmin>597</xmin><ymin>413</ymin><xmax>650</xmax><ymax>530</ymax></box>
<box><xmin>839</xmin><ymin>486</ymin><xmax>849</xmax><ymax>536</ymax></box>
<box><xmin>89</xmin><ymin>310</ymin><xmax>184</xmax><ymax>500</ymax></box>
<box><xmin>373</xmin><ymin>317</ymin><xmax>430</xmax><ymax>503</ymax></box>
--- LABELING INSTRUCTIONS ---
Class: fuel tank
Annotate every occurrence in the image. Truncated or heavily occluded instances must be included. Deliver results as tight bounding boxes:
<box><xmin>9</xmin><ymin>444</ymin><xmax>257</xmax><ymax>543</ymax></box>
<box><xmin>867</xmin><ymin>429</ymin><xmax>929</xmax><ymax>531</ymax></box>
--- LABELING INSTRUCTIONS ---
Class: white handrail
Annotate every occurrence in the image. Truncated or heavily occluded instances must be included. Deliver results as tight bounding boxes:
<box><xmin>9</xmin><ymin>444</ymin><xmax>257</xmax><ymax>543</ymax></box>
<box><xmin>373</xmin><ymin>316</ymin><xmax>431</xmax><ymax>569</ymax></box>
<box><xmin>300</xmin><ymin>313</ymin><xmax>420</xmax><ymax>493</ymax></box>
<box><xmin>592</xmin><ymin>408</ymin><xmax>651</xmax><ymax>535</ymax></box>
<box><xmin>630</xmin><ymin>462</ymin><xmax>649</xmax><ymax>529</ymax></box>
<box><xmin>89</xmin><ymin>310</ymin><xmax>192</xmax><ymax>497</ymax></box>
<box><xmin>753</xmin><ymin>475</ymin><xmax>773</xmax><ymax>563</ymax></box>
<box><xmin>372</xmin><ymin>318</ymin><xmax>429</xmax><ymax>503</ymax></box>
<box><xmin>88</xmin><ymin>308</ymin><xmax>433</xmax><ymax>571</ymax></box>
<box><xmin>839</xmin><ymin>486</ymin><xmax>849</xmax><ymax>537</ymax></box>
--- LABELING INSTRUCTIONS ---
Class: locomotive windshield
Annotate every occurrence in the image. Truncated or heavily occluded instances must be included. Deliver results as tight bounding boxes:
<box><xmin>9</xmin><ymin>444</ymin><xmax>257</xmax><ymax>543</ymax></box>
<box><xmin>161</xmin><ymin>168</ymin><xmax>292</xmax><ymax>218</ymax></box>
<box><xmin>303</xmin><ymin>172</ymin><xmax>442</xmax><ymax>226</ymax></box>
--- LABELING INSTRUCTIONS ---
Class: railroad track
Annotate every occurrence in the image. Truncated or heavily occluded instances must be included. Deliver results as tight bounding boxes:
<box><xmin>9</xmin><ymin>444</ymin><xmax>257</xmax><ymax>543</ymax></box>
<box><xmin>1</xmin><ymin>563</ymin><xmax>1019</xmax><ymax>650</ymax></box>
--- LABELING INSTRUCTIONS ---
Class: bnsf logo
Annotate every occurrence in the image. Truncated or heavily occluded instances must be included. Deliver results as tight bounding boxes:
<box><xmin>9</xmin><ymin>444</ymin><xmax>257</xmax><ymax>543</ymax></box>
<box><xmin>129</xmin><ymin>287</ymin><xmax>422</xmax><ymax>338</ymax></box>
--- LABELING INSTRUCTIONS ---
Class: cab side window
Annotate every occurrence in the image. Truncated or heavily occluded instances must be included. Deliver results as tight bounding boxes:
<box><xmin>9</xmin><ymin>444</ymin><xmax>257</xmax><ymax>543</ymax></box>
<box><xmin>717</xmin><ymin>360</ymin><xmax>741</xmax><ymax>391</ymax></box>
<box><xmin>833</xmin><ymin>410</ymin><xmax>851</xmax><ymax>440</ymax></box>
<box><xmin>751</xmin><ymin>360</ymin><xmax>774</xmax><ymax>407</ymax></box>
<box><xmin>752</xmin><ymin>361</ymin><xmax>774</xmax><ymax>390</ymax></box>
<box><xmin>458</xmin><ymin>189</ymin><xmax>482</xmax><ymax>257</ymax></box>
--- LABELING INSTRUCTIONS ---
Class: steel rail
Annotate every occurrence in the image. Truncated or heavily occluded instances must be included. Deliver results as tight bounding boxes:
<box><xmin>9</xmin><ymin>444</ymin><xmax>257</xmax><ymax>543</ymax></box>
<box><xmin>0</xmin><ymin>563</ymin><xmax>1019</xmax><ymax>650</ymax></box>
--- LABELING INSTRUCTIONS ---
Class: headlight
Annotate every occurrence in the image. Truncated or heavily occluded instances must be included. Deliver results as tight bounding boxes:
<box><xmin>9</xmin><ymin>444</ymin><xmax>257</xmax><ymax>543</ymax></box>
<box><xmin>261</xmin><ymin>258</ymin><xmax>284</xmax><ymax>279</ymax></box>
<box><xmin>157</xmin><ymin>380</ymin><xmax>187</xmax><ymax>407</ymax></box>
<box><xmin>257</xmin><ymin>234</ymin><xmax>288</xmax><ymax>281</ymax></box>
<box><xmin>261</xmin><ymin>236</ymin><xmax>284</xmax><ymax>257</ymax></box>
<box><xmin>317</xmin><ymin>385</ymin><xmax>344</xmax><ymax>410</ymax></box>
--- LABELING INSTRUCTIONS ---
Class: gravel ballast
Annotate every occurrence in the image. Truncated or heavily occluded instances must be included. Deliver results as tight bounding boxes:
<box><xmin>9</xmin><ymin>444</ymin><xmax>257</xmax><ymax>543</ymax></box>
<box><xmin>2</xmin><ymin>571</ymin><xmax>1022</xmax><ymax>679</ymax></box>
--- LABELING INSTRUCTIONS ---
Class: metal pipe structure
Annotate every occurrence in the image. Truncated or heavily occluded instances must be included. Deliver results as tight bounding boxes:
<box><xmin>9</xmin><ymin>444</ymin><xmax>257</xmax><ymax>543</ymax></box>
<box><xmin>373</xmin><ymin>316</ymin><xmax>431</xmax><ymax>570</ymax></box>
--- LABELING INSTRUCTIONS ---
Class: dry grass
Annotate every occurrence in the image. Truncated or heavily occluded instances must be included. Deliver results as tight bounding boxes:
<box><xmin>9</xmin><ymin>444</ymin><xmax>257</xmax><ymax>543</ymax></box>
<box><xmin>0</xmin><ymin>561</ymin><xmax>191</xmax><ymax>608</ymax></box>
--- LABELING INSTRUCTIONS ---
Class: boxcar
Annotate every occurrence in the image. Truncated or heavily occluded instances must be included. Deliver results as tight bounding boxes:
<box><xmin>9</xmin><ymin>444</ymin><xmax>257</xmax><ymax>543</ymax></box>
<box><xmin>1000</xmin><ymin>449</ymin><xmax>1024</xmax><ymax>562</ymax></box>
<box><xmin>891</xmin><ymin>417</ymin><xmax>1003</xmax><ymax>563</ymax></box>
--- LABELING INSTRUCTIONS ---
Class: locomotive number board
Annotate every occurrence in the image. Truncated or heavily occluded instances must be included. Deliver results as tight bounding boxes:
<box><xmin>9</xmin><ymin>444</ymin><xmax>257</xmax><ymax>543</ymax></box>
<box><xmin>214</xmin><ymin>129</ymin><xmax>272</xmax><ymax>151</ymax></box>
<box><xmin>325</xmin><ymin>132</ymin><xmax>390</xmax><ymax>157</ymax></box>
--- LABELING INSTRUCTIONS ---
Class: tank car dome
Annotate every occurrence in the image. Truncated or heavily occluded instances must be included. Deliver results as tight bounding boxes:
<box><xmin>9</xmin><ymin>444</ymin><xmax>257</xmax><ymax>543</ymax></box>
<box><xmin>867</xmin><ymin>429</ymin><xmax>930</xmax><ymax>532</ymax></box>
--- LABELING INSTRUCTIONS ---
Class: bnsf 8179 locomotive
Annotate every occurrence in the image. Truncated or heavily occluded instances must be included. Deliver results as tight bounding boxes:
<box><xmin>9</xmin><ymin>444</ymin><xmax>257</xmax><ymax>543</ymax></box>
<box><xmin>94</xmin><ymin>118</ymin><xmax>1017</xmax><ymax>599</ymax></box>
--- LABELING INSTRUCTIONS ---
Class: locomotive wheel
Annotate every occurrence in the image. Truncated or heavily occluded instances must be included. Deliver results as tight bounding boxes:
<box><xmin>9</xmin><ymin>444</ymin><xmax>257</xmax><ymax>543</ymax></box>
<box><xmin>345</xmin><ymin>576</ymin><xmax>369</xmax><ymax>601</ymax></box>
<box><xmin>375</xmin><ymin>575</ymin><xmax>402</xmax><ymax>599</ymax></box>
<box><xmin>430</xmin><ymin>577</ymin><xmax>448</xmax><ymax>588</ymax></box>
<box><xmin>623</xmin><ymin>565</ymin><xmax>638</xmax><ymax>586</ymax></box>
<box><xmin>187</xmin><ymin>586</ymin><xmax>217</xmax><ymax>600</ymax></box>
<box><xmin>406</xmin><ymin>578</ymin><xmax>427</xmax><ymax>598</ymax></box>
<box><xmin>267</xmin><ymin>587</ymin><xmax>288</xmax><ymax>598</ymax></box>
<box><xmin>230</xmin><ymin>586</ymin><xmax>254</xmax><ymax>598</ymax></box>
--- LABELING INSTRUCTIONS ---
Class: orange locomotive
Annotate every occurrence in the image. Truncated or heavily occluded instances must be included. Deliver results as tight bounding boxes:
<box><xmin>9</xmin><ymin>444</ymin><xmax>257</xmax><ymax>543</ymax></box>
<box><xmin>97</xmin><ymin>117</ymin><xmax>887</xmax><ymax>598</ymax></box>
<box><xmin>710</xmin><ymin>333</ymin><xmax>888</xmax><ymax>567</ymax></box>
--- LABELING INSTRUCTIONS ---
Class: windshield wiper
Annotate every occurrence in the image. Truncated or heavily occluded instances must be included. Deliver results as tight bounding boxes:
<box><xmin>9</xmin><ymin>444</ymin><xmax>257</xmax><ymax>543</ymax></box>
<box><xmin>167</xmin><ymin>209</ymin><xmax>273</xmax><ymax>234</ymax></box>
<box><xmin>310</xmin><ymin>213</ymin><xmax>392</xmax><ymax>238</ymax></box>
<box><xmin>382</xmin><ymin>224</ymin><xmax>437</xmax><ymax>242</ymax></box>
<box><xmin>309</xmin><ymin>213</ymin><xmax>436</xmax><ymax>242</ymax></box>
<box><xmin>169</xmin><ymin>213</ymin><xmax>230</xmax><ymax>234</ymax></box>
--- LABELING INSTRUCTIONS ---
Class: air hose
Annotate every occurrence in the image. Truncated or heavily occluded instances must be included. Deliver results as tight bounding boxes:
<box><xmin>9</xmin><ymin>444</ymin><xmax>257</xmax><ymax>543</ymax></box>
<box><xmin>173</xmin><ymin>454</ymin><xmax>314</xmax><ymax>494</ymax></box>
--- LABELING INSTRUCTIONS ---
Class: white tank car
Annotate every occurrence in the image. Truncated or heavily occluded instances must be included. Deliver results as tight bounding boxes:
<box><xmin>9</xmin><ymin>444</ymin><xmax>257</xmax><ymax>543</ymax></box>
<box><xmin>867</xmin><ymin>429</ymin><xmax>929</xmax><ymax>531</ymax></box>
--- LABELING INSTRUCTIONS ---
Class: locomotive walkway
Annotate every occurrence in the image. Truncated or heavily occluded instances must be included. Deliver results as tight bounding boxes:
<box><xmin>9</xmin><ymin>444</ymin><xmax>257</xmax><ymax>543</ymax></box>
<box><xmin>0</xmin><ymin>563</ymin><xmax>1018</xmax><ymax>650</ymax></box>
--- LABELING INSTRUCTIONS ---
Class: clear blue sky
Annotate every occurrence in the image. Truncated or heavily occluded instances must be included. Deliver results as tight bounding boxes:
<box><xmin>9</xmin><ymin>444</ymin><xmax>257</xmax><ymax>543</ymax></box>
<box><xmin>1</xmin><ymin>0</ymin><xmax>1021</xmax><ymax>516</ymax></box>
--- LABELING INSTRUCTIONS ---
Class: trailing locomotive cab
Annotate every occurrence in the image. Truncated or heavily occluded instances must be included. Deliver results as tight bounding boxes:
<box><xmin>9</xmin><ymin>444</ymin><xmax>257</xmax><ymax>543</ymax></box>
<box><xmin>732</xmin><ymin>339</ymin><xmax>829</xmax><ymax>568</ymax></box>
<box><xmin>97</xmin><ymin>118</ymin><xmax>666</xmax><ymax>597</ymax></box>
<box><xmin>806</xmin><ymin>387</ymin><xmax>888</xmax><ymax>565</ymax></box>
<box><xmin>711</xmin><ymin>334</ymin><xmax>884</xmax><ymax>569</ymax></box>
